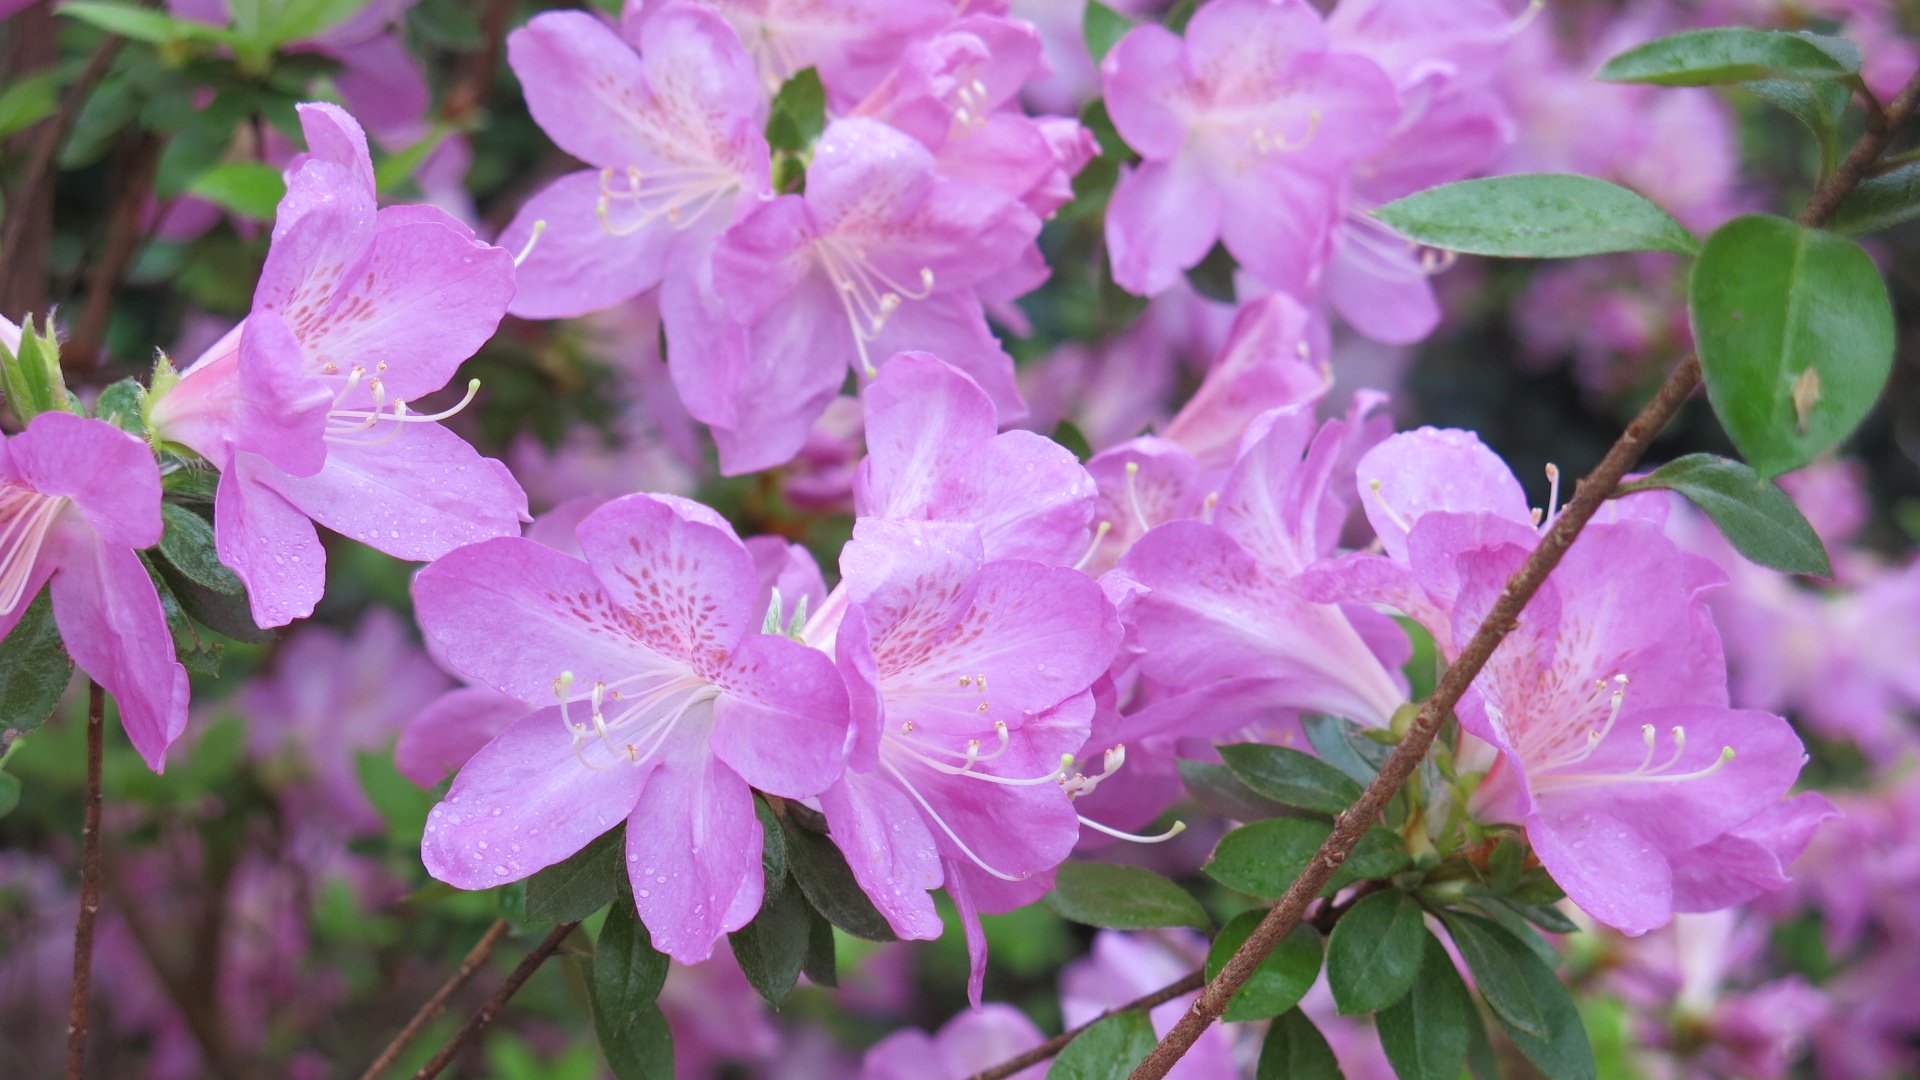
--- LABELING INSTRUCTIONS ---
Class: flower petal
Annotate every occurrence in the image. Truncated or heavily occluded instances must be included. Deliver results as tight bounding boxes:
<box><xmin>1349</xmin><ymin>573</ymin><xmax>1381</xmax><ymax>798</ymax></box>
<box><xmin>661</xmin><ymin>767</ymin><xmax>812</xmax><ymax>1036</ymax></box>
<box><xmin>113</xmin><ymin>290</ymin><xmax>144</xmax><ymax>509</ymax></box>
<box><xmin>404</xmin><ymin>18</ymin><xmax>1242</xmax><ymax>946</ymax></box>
<box><xmin>818</xmin><ymin>770</ymin><xmax>944</xmax><ymax>940</ymax></box>
<box><xmin>395</xmin><ymin>686</ymin><xmax>530</xmax><ymax>788</ymax></box>
<box><xmin>4</xmin><ymin>413</ymin><xmax>162</xmax><ymax>549</ymax></box>
<box><xmin>575</xmin><ymin>493</ymin><xmax>760</xmax><ymax>668</ymax></box>
<box><xmin>214</xmin><ymin>457</ymin><xmax>326</xmax><ymax>629</ymax></box>
<box><xmin>710</xmin><ymin>632</ymin><xmax>850</xmax><ymax>799</ymax></box>
<box><xmin>624</xmin><ymin>746</ymin><xmax>763</xmax><ymax>963</ymax></box>
<box><xmin>499</xmin><ymin>171</ymin><xmax>674</xmax><ymax>320</ymax></box>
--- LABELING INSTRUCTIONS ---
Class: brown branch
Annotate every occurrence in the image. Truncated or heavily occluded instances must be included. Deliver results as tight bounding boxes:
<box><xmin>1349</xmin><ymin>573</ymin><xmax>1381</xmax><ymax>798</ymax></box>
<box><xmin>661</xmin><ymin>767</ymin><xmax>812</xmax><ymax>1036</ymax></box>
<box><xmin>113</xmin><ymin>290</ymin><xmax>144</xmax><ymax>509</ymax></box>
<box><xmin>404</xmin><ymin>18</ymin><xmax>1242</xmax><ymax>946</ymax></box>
<box><xmin>0</xmin><ymin>27</ymin><xmax>128</xmax><ymax>318</ymax></box>
<box><xmin>411</xmin><ymin>921</ymin><xmax>578</xmax><ymax>1080</ymax></box>
<box><xmin>357</xmin><ymin>919</ymin><xmax>512</xmax><ymax>1080</ymax></box>
<box><xmin>62</xmin><ymin>134</ymin><xmax>163</xmax><ymax>370</ymax></box>
<box><xmin>437</xmin><ymin>0</ymin><xmax>518</xmax><ymax>126</ymax></box>
<box><xmin>65</xmin><ymin>682</ymin><xmax>105</xmax><ymax>1079</ymax></box>
<box><xmin>1122</xmin><ymin>65</ymin><xmax>1920</xmax><ymax>1080</ymax></box>
<box><xmin>962</xmin><ymin>970</ymin><xmax>1205</xmax><ymax>1080</ymax></box>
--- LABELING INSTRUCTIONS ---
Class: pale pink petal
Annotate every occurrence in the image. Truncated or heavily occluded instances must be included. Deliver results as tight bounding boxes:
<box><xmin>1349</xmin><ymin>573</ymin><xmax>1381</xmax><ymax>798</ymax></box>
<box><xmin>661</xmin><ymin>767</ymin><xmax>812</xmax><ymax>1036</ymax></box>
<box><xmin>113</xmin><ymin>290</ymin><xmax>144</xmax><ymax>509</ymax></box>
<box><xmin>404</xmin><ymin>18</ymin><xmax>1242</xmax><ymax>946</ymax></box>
<box><xmin>422</xmin><ymin>705</ymin><xmax>651</xmax><ymax>889</ymax></box>
<box><xmin>1100</xmin><ymin>23</ymin><xmax>1188</xmax><ymax>160</ymax></box>
<box><xmin>214</xmin><ymin>458</ymin><xmax>326</xmax><ymax>629</ymax></box>
<box><xmin>710</xmin><ymin>632</ymin><xmax>850</xmax><ymax>798</ymax></box>
<box><xmin>395</xmin><ymin>686</ymin><xmax>530</xmax><ymax>788</ymax></box>
<box><xmin>1358</xmin><ymin>428</ymin><xmax>1532</xmax><ymax>562</ymax></box>
<box><xmin>1106</xmin><ymin>158</ymin><xmax>1220</xmax><ymax>296</ymax></box>
<box><xmin>5</xmin><ymin>412</ymin><xmax>162</xmax><ymax>548</ymax></box>
<box><xmin>500</xmin><ymin>171</ymin><xmax>674</xmax><ymax>320</ymax></box>
<box><xmin>819</xmin><ymin>770</ymin><xmax>945</xmax><ymax>940</ymax></box>
<box><xmin>574</xmin><ymin>493</ymin><xmax>759</xmax><ymax>668</ymax></box>
<box><xmin>1528</xmin><ymin>806</ymin><xmax>1673</xmax><ymax>936</ymax></box>
<box><xmin>624</xmin><ymin>746</ymin><xmax>763</xmax><ymax>963</ymax></box>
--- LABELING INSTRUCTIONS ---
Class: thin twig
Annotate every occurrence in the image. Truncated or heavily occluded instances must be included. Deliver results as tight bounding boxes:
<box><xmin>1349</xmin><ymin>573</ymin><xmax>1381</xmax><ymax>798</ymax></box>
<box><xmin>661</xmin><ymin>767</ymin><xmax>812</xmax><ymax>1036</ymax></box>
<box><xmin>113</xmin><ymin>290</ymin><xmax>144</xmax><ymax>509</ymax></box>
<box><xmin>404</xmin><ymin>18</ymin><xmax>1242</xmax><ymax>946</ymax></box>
<box><xmin>358</xmin><ymin>919</ymin><xmax>512</xmax><ymax>1080</ymax></box>
<box><xmin>62</xmin><ymin>134</ymin><xmax>163</xmax><ymax>369</ymax></box>
<box><xmin>0</xmin><ymin>29</ymin><xmax>127</xmax><ymax>318</ymax></box>
<box><xmin>437</xmin><ymin>0</ymin><xmax>518</xmax><ymax>126</ymax></box>
<box><xmin>65</xmin><ymin>682</ymin><xmax>105</xmax><ymax>1079</ymax></box>
<box><xmin>1122</xmin><ymin>65</ymin><xmax>1920</xmax><ymax>1080</ymax></box>
<box><xmin>963</xmin><ymin>970</ymin><xmax>1206</xmax><ymax>1080</ymax></box>
<box><xmin>411</xmin><ymin>922</ymin><xmax>578</xmax><ymax>1080</ymax></box>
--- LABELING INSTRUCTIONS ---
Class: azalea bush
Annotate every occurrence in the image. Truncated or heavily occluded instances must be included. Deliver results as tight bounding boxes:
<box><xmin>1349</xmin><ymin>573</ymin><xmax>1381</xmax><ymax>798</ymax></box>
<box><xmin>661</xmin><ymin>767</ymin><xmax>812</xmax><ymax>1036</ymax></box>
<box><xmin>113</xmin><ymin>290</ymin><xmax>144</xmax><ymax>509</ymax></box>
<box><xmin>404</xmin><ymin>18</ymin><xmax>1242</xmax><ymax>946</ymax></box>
<box><xmin>3</xmin><ymin>0</ymin><xmax>1920</xmax><ymax>1077</ymax></box>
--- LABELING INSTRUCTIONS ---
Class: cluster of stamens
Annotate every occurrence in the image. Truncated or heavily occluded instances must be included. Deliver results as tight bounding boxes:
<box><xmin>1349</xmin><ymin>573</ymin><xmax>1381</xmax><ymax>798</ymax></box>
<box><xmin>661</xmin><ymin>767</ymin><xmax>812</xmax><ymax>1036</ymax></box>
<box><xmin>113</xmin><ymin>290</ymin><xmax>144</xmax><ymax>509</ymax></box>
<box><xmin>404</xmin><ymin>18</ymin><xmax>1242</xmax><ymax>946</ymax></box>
<box><xmin>950</xmin><ymin>75</ymin><xmax>992</xmax><ymax>129</ymax></box>
<box><xmin>1532</xmin><ymin>673</ymin><xmax>1737</xmax><ymax>787</ymax></box>
<box><xmin>594</xmin><ymin>162</ymin><xmax>739</xmax><ymax>237</ymax></box>
<box><xmin>320</xmin><ymin>360</ymin><xmax>481</xmax><ymax>446</ymax></box>
<box><xmin>816</xmin><ymin>235</ymin><xmax>937</xmax><ymax>376</ymax></box>
<box><xmin>554</xmin><ymin>668</ymin><xmax>718</xmax><ymax>771</ymax></box>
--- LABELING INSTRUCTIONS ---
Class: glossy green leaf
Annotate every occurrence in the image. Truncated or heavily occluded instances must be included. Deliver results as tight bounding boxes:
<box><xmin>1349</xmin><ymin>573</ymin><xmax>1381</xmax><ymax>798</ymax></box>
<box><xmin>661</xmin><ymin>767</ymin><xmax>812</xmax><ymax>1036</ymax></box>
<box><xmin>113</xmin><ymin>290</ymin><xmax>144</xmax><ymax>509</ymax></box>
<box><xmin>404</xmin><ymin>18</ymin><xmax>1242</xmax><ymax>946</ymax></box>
<box><xmin>779</xmin><ymin>816</ymin><xmax>896</xmax><ymax>942</ymax></box>
<box><xmin>1083</xmin><ymin>0</ymin><xmax>1132</xmax><ymax>65</ymax></box>
<box><xmin>765</xmin><ymin>67</ymin><xmax>826</xmax><ymax>155</ymax></box>
<box><xmin>59</xmin><ymin>2</ymin><xmax>241</xmax><ymax>47</ymax></box>
<box><xmin>1178</xmin><ymin>759</ymin><xmax>1290</xmax><ymax>822</ymax></box>
<box><xmin>525</xmin><ymin>828</ymin><xmax>625</xmax><ymax>923</ymax></box>
<box><xmin>1327</xmin><ymin>890</ymin><xmax>1427</xmax><ymax>1014</ymax></box>
<box><xmin>1374</xmin><ymin>174</ymin><xmax>1698</xmax><ymax>258</ymax></box>
<box><xmin>1376</xmin><ymin>934</ymin><xmax>1476</xmax><ymax>1080</ymax></box>
<box><xmin>159</xmin><ymin>504</ymin><xmax>245</xmax><ymax>595</ymax></box>
<box><xmin>1219</xmin><ymin>743</ymin><xmax>1365</xmax><ymax>815</ymax></box>
<box><xmin>0</xmin><ymin>591</ymin><xmax>72</xmax><ymax>738</ymax></box>
<box><xmin>1324</xmin><ymin>828</ymin><xmax>1412</xmax><ymax>895</ymax></box>
<box><xmin>1443</xmin><ymin>912</ymin><xmax>1595</xmax><ymax>1080</ymax></box>
<box><xmin>1597</xmin><ymin>28</ymin><xmax>1859</xmax><ymax>86</ymax></box>
<box><xmin>1046</xmin><ymin>861</ymin><xmax>1210</xmax><ymax>931</ymax></box>
<box><xmin>1690</xmin><ymin>214</ymin><xmax>1894</xmax><ymax>477</ymax></box>
<box><xmin>1257</xmin><ymin>1009</ymin><xmax>1345</xmax><ymax>1080</ymax></box>
<box><xmin>1829</xmin><ymin>160</ymin><xmax>1920</xmax><ymax>235</ymax></box>
<box><xmin>591</xmin><ymin>908</ymin><xmax>674</xmax><ymax>1080</ymax></box>
<box><xmin>1617</xmin><ymin>454</ymin><xmax>1831</xmax><ymax>574</ymax></box>
<box><xmin>1205</xmin><ymin>818</ymin><xmax>1331</xmax><ymax>900</ymax></box>
<box><xmin>730</xmin><ymin>877</ymin><xmax>811</xmax><ymax>1007</ymax></box>
<box><xmin>0</xmin><ymin>69</ymin><xmax>61</xmax><ymax>139</ymax></box>
<box><xmin>151</xmin><ymin>556</ymin><xmax>270</xmax><ymax>644</ymax></box>
<box><xmin>1205</xmin><ymin>912</ymin><xmax>1323</xmax><ymax>1021</ymax></box>
<box><xmin>801</xmin><ymin>906</ymin><xmax>837</xmax><ymax>988</ymax></box>
<box><xmin>189</xmin><ymin>161</ymin><xmax>287</xmax><ymax>219</ymax></box>
<box><xmin>1053</xmin><ymin>1009</ymin><xmax>1157</xmax><ymax>1080</ymax></box>
<box><xmin>1303</xmin><ymin>714</ymin><xmax>1389</xmax><ymax>785</ymax></box>
<box><xmin>1746</xmin><ymin>79</ymin><xmax>1848</xmax><ymax>175</ymax></box>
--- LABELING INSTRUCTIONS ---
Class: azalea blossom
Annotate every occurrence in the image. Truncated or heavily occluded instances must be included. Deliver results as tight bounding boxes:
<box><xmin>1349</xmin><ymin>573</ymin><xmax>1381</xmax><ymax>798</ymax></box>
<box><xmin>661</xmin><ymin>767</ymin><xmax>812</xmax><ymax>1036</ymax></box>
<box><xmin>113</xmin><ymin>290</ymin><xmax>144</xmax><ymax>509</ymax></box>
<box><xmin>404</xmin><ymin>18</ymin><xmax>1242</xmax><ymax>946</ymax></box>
<box><xmin>861</xmin><ymin>1003</ymin><xmax>1045</xmax><ymax>1080</ymax></box>
<box><xmin>811</xmin><ymin>518</ymin><xmax>1120</xmax><ymax>1003</ymax></box>
<box><xmin>0</xmin><ymin>411</ymin><xmax>187</xmax><ymax>771</ymax></box>
<box><xmin>1099</xmin><ymin>0</ymin><xmax>1401</xmax><ymax>296</ymax></box>
<box><xmin>411</xmin><ymin>492</ymin><xmax>850</xmax><ymax>962</ymax></box>
<box><xmin>146</xmin><ymin>102</ymin><xmax>525</xmax><ymax>627</ymax></box>
<box><xmin>632</xmin><ymin>0</ymin><xmax>952</xmax><ymax>106</ymax></box>
<box><xmin>499</xmin><ymin>5</ymin><xmax>772</xmax><ymax>319</ymax></box>
<box><xmin>674</xmin><ymin>118</ymin><xmax>1037</xmax><ymax>474</ymax></box>
<box><xmin>1313</xmin><ymin>428</ymin><xmax>1816</xmax><ymax>934</ymax></box>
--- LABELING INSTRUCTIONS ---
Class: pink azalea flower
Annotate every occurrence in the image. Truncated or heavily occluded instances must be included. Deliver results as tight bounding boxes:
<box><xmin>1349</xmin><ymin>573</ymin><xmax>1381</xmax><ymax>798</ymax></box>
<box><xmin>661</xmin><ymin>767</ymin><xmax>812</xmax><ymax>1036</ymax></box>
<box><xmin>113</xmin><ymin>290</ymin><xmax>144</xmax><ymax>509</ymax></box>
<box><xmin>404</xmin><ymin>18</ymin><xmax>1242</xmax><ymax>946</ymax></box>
<box><xmin>676</xmin><ymin>118</ymin><xmax>1038</xmax><ymax>474</ymax></box>
<box><xmin>1099</xmin><ymin>0</ymin><xmax>1400</xmax><ymax>296</ymax></box>
<box><xmin>813</xmin><ymin>518</ymin><xmax>1120</xmax><ymax>1003</ymax></box>
<box><xmin>147</xmin><ymin>102</ymin><xmax>525</xmax><ymax>628</ymax></box>
<box><xmin>1317</xmin><ymin>428</ymin><xmax>1814</xmax><ymax>934</ymax></box>
<box><xmin>631</xmin><ymin>0</ymin><xmax>953</xmax><ymax>107</ymax></box>
<box><xmin>411</xmin><ymin>492</ymin><xmax>850</xmax><ymax>962</ymax></box>
<box><xmin>0</xmin><ymin>412</ymin><xmax>187</xmax><ymax>771</ymax></box>
<box><xmin>498</xmin><ymin>6</ymin><xmax>772</xmax><ymax>319</ymax></box>
<box><xmin>862</xmin><ymin>1003</ymin><xmax>1045</xmax><ymax>1080</ymax></box>
<box><xmin>855</xmin><ymin>352</ymin><xmax>1093</xmax><ymax>565</ymax></box>
<box><xmin>1108</xmin><ymin>397</ymin><xmax>1408</xmax><ymax>735</ymax></box>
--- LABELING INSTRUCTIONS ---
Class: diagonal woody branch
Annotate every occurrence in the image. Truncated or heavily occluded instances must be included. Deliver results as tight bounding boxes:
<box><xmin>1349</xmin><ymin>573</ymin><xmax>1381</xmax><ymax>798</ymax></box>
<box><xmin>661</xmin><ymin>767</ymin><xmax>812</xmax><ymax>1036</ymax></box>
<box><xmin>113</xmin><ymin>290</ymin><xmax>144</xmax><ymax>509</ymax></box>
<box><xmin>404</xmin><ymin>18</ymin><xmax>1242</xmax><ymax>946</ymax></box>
<box><xmin>1121</xmin><ymin>65</ymin><xmax>1920</xmax><ymax>1080</ymax></box>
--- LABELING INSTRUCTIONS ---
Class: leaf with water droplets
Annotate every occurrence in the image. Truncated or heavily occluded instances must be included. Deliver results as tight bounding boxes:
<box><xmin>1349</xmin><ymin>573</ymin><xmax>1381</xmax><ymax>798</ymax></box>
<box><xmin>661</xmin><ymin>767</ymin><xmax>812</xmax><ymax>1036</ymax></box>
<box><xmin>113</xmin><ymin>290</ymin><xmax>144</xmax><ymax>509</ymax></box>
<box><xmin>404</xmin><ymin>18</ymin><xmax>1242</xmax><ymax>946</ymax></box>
<box><xmin>1045</xmin><ymin>861</ymin><xmax>1210</xmax><ymax>931</ymax></box>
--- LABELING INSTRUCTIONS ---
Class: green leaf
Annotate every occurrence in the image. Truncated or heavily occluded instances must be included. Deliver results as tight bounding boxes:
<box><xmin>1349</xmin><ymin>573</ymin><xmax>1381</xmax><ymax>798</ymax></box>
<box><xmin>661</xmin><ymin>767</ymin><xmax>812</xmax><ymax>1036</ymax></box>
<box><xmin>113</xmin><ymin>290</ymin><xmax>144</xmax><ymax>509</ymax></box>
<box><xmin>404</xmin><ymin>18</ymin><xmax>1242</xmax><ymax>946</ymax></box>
<box><xmin>730</xmin><ymin>877</ymin><xmax>811</xmax><ymax>1007</ymax></box>
<box><xmin>779</xmin><ymin>816</ymin><xmax>896</xmax><ymax>942</ymax></box>
<box><xmin>374</xmin><ymin>126</ymin><xmax>452</xmax><ymax>194</ymax></box>
<box><xmin>754</xmin><ymin>795</ymin><xmax>788</xmax><ymax>886</ymax></box>
<box><xmin>92</xmin><ymin>379</ymin><xmax>146</xmax><ymax>436</ymax></box>
<box><xmin>0</xmin><ymin>69</ymin><xmax>61</xmax><ymax>139</ymax></box>
<box><xmin>1083</xmin><ymin>1</ymin><xmax>1132</xmax><ymax>65</ymax></box>
<box><xmin>188</xmin><ymin>161</ymin><xmax>287</xmax><ymax>219</ymax></box>
<box><xmin>765</xmin><ymin>67</ymin><xmax>826</xmax><ymax>155</ymax></box>
<box><xmin>159</xmin><ymin>504</ymin><xmax>245</xmax><ymax>595</ymax></box>
<box><xmin>1829</xmin><ymin>159</ymin><xmax>1920</xmax><ymax>235</ymax></box>
<box><xmin>1442</xmin><ymin>912</ymin><xmax>1595</xmax><ymax>1080</ymax></box>
<box><xmin>0</xmin><ymin>591</ymin><xmax>73</xmax><ymax>737</ymax></box>
<box><xmin>1375</xmin><ymin>934</ymin><xmax>1476</xmax><ymax>1080</ymax></box>
<box><xmin>354</xmin><ymin>750</ymin><xmax>437</xmax><ymax>844</ymax></box>
<box><xmin>0</xmin><ymin>770</ymin><xmax>19</xmax><ymax>819</ymax></box>
<box><xmin>1219</xmin><ymin>743</ymin><xmax>1365</xmax><ymax>815</ymax></box>
<box><xmin>1178</xmin><ymin>759</ymin><xmax>1290</xmax><ymax>822</ymax></box>
<box><xmin>1617</xmin><ymin>454</ymin><xmax>1831</xmax><ymax>575</ymax></box>
<box><xmin>801</xmin><ymin>906</ymin><xmax>837</xmax><ymax>988</ymax></box>
<box><xmin>1327</xmin><ymin>890</ymin><xmax>1427</xmax><ymax>1015</ymax></box>
<box><xmin>1184</xmin><ymin>241</ymin><xmax>1238</xmax><ymax>303</ymax></box>
<box><xmin>1</xmin><ymin>315</ymin><xmax>73</xmax><ymax>423</ymax></box>
<box><xmin>263</xmin><ymin>0</ymin><xmax>365</xmax><ymax>46</ymax></box>
<box><xmin>150</xmin><ymin>557</ymin><xmax>270</xmax><ymax>643</ymax></box>
<box><xmin>1325</xmin><ymin>828</ymin><xmax>1412</xmax><ymax>895</ymax></box>
<box><xmin>1257</xmin><ymin>1010</ymin><xmax>1345</xmax><ymax>1080</ymax></box>
<box><xmin>1374</xmin><ymin>174</ymin><xmax>1698</xmax><ymax>258</ymax></box>
<box><xmin>1745</xmin><ymin>79</ymin><xmax>1848</xmax><ymax>176</ymax></box>
<box><xmin>1045</xmin><ymin>862</ymin><xmax>1210</xmax><ymax>931</ymax></box>
<box><xmin>1204</xmin><ymin>818</ymin><xmax>1332</xmax><ymax>900</ymax></box>
<box><xmin>1052</xmin><ymin>1009</ymin><xmax>1157</xmax><ymax>1080</ymax></box>
<box><xmin>1303</xmin><ymin>714</ymin><xmax>1389</xmax><ymax>785</ymax></box>
<box><xmin>525</xmin><ymin>828</ymin><xmax>625</xmax><ymax>923</ymax></box>
<box><xmin>593</xmin><ymin>993</ymin><xmax>674</xmax><ymax>1079</ymax></box>
<box><xmin>1597</xmin><ymin>28</ymin><xmax>1859</xmax><ymax>86</ymax></box>
<box><xmin>594</xmin><ymin>897</ymin><xmax>670</xmax><ymax>1008</ymax></box>
<box><xmin>1205</xmin><ymin>912</ymin><xmax>1323</xmax><ymax>1021</ymax></box>
<box><xmin>58</xmin><ymin>1</ymin><xmax>241</xmax><ymax>47</ymax></box>
<box><xmin>1690</xmin><ymin>214</ymin><xmax>1894</xmax><ymax>478</ymax></box>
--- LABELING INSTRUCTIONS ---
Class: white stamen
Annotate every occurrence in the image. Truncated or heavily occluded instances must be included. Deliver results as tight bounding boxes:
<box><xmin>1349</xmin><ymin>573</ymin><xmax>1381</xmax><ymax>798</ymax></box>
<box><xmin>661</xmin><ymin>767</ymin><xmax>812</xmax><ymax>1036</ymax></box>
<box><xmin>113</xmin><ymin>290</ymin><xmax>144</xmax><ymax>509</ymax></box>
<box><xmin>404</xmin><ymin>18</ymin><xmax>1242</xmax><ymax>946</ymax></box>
<box><xmin>1071</xmin><ymin>520</ymin><xmax>1114</xmax><ymax>573</ymax></box>
<box><xmin>513</xmin><ymin>220</ymin><xmax>548</xmax><ymax>267</ymax></box>
<box><xmin>1123</xmin><ymin>461</ymin><xmax>1153</xmax><ymax>533</ymax></box>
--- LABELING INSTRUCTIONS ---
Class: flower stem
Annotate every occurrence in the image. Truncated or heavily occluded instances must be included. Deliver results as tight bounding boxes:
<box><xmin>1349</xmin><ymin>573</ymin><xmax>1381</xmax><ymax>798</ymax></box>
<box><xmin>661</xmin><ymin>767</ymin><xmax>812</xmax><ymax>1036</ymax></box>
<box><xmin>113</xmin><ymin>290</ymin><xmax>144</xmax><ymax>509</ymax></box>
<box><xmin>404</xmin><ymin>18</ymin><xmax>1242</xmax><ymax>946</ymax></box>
<box><xmin>357</xmin><ymin>918</ymin><xmax>512</xmax><ymax>1080</ymax></box>
<box><xmin>65</xmin><ymin>681</ymin><xmax>105</xmax><ymax>1080</ymax></box>
<box><xmin>411</xmin><ymin>921</ymin><xmax>579</xmax><ymax>1080</ymax></box>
